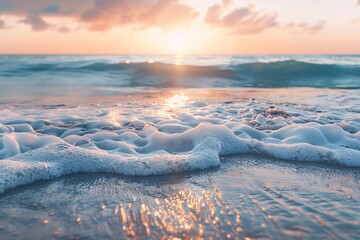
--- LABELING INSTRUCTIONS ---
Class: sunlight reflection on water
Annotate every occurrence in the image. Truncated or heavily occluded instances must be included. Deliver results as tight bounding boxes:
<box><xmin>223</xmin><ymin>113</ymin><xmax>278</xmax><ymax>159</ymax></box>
<box><xmin>111</xmin><ymin>188</ymin><xmax>244</xmax><ymax>239</ymax></box>
<box><xmin>165</xmin><ymin>93</ymin><xmax>189</xmax><ymax>108</ymax></box>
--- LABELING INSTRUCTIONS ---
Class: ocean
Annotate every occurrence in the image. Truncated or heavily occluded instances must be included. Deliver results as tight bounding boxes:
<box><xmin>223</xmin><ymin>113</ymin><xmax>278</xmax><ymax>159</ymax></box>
<box><xmin>0</xmin><ymin>55</ymin><xmax>359</xmax><ymax>239</ymax></box>
<box><xmin>1</xmin><ymin>55</ymin><xmax>360</xmax><ymax>90</ymax></box>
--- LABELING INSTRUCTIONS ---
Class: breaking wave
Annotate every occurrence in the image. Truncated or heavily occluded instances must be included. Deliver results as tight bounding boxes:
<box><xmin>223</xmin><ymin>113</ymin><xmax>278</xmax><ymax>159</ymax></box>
<box><xmin>0</xmin><ymin>91</ymin><xmax>360</xmax><ymax>194</ymax></box>
<box><xmin>1</xmin><ymin>59</ymin><xmax>359</xmax><ymax>88</ymax></box>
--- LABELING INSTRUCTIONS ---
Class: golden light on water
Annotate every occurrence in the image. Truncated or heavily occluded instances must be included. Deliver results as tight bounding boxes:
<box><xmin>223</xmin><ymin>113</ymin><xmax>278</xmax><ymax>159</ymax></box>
<box><xmin>108</xmin><ymin>109</ymin><xmax>121</xmax><ymax>126</ymax></box>
<box><xmin>157</xmin><ymin>92</ymin><xmax>190</xmax><ymax>117</ymax></box>
<box><xmin>165</xmin><ymin>93</ymin><xmax>189</xmax><ymax>108</ymax></box>
<box><xmin>174</xmin><ymin>55</ymin><xmax>184</xmax><ymax>66</ymax></box>
<box><xmin>109</xmin><ymin>188</ymin><xmax>247</xmax><ymax>239</ymax></box>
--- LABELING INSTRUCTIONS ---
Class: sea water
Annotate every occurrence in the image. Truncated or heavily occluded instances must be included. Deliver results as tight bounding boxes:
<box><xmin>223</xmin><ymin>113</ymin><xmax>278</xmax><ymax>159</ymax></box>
<box><xmin>0</xmin><ymin>54</ymin><xmax>359</xmax><ymax>194</ymax></box>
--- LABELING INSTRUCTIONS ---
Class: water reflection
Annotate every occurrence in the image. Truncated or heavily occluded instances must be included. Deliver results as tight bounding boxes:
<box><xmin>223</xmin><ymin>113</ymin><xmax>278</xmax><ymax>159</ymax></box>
<box><xmin>174</xmin><ymin>55</ymin><xmax>184</xmax><ymax>66</ymax></box>
<box><xmin>158</xmin><ymin>93</ymin><xmax>190</xmax><ymax>118</ymax></box>
<box><xmin>165</xmin><ymin>93</ymin><xmax>189</xmax><ymax>108</ymax></box>
<box><xmin>111</xmin><ymin>188</ymin><xmax>244</xmax><ymax>239</ymax></box>
<box><xmin>108</xmin><ymin>108</ymin><xmax>122</xmax><ymax>126</ymax></box>
<box><xmin>1</xmin><ymin>157</ymin><xmax>359</xmax><ymax>239</ymax></box>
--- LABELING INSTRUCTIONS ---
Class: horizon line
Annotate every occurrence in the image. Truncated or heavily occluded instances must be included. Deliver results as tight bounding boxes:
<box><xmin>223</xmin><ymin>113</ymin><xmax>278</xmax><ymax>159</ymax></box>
<box><xmin>1</xmin><ymin>53</ymin><xmax>360</xmax><ymax>56</ymax></box>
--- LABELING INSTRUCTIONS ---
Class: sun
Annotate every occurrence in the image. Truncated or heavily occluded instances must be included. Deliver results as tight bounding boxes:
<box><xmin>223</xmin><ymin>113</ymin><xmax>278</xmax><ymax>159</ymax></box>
<box><xmin>169</xmin><ymin>30</ymin><xmax>190</xmax><ymax>51</ymax></box>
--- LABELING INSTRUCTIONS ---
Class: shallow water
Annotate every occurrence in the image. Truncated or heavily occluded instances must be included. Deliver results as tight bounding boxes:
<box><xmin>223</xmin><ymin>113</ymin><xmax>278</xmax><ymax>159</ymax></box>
<box><xmin>0</xmin><ymin>155</ymin><xmax>359</xmax><ymax>239</ymax></box>
<box><xmin>0</xmin><ymin>87</ymin><xmax>360</xmax><ymax>193</ymax></box>
<box><xmin>0</xmin><ymin>55</ymin><xmax>359</xmax><ymax>239</ymax></box>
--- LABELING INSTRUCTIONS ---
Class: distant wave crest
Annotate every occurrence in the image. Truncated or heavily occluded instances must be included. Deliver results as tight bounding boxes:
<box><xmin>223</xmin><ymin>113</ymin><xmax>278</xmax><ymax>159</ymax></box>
<box><xmin>1</xmin><ymin>60</ymin><xmax>360</xmax><ymax>88</ymax></box>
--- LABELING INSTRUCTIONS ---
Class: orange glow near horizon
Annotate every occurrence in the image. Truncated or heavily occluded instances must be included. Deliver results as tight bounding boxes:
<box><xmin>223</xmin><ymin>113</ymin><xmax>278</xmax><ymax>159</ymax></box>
<box><xmin>0</xmin><ymin>25</ymin><xmax>359</xmax><ymax>55</ymax></box>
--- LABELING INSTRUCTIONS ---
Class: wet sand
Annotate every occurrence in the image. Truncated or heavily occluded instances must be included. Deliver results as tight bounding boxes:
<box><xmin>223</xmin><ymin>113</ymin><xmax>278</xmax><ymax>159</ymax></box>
<box><xmin>0</xmin><ymin>154</ymin><xmax>359</xmax><ymax>240</ymax></box>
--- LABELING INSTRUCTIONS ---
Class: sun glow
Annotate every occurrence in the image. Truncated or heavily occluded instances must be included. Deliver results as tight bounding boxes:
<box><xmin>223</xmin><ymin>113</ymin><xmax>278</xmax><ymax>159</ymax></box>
<box><xmin>170</xmin><ymin>31</ymin><xmax>190</xmax><ymax>46</ymax></box>
<box><xmin>169</xmin><ymin>30</ymin><xmax>191</xmax><ymax>53</ymax></box>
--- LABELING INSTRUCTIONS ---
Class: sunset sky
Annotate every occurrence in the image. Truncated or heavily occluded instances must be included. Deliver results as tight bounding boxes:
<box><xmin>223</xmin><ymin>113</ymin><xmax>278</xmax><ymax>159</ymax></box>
<box><xmin>0</xmin><ymin>0</ymin><xmax>359</xmax><ymax>54</ymax></box>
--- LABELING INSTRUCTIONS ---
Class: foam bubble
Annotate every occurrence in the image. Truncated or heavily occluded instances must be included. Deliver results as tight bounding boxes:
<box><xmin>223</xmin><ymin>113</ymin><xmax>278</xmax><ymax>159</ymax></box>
<box><xmin>0</xmin><ymin>90</ymin><xmax>359</xmax><ymax>193</ymax></box>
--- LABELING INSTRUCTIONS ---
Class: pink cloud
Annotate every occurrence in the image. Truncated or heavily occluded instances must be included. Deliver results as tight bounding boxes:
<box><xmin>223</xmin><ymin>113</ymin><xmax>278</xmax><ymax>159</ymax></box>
<box><xmin>0</xmin><ymin>0</ymin><xmax>93</xmax><ymax>31</ymax></box>
<box><xmin>0</xmin><ymin>0</ymin><xmax>198</xmax><ymax>32</ymax></box>
<box><xmin>205</xmin><ymin>1</ymin><xmax>327</xmax><ymax>35</ymax></box>
<box><xmin>80</xmin><ymin>0</ymin><xmax>199</xmax><ymax>31</ymax></box>
<box><xmin>19</xmin><ymin>13</ymin><xmax>50</xmax><ymax>31</ymax></box>
<box><xmin>287</xmin><ymin>21</ymin><xmax>326</xmax><ymax>34</ymax></box>
<box><xmin>0</xmin><ymin>0</ymin><xmax>331</xmax><ymax>34</ymax></box>
<box><xmin>205</xmin><ymin>3</ymin><xmax>278</xmax><ymax>35</ymax></box>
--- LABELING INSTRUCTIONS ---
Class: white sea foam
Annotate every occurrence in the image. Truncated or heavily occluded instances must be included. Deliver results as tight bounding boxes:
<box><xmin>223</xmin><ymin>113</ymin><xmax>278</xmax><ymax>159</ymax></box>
<box><xmin>0</xmin><ymin>89</ymin><xmax>360</xmax><ymax>193</ymax></box>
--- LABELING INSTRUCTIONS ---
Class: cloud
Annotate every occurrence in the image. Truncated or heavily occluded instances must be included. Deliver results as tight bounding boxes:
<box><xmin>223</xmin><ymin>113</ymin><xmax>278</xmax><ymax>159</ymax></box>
<box><xmin>221</xmin><ymin>0</ymin><xmax>234</xmax><ymax>8</ymax></box>
<box><xmin>56</xmin><ymin>25</ymin><xmax>71</xmax><ymax>33</ymax></box>
<box><xmin>0</xmin><ymin>0</ymin><xmax>92</xmax><ymax>31</ymax></box>
<box><xmin>0</xmin><ymin>0</ymin><xmax>198</xmax><ymax>32</ymax></box>
<box><xmin>286</xmin><ymin>21</ymin><xmax>326</xmax><ymax>34</ymax></box>
<box><xmin>205</xmin><ymin>1</ymin><xmax>327</xmax><ymax>36</ymax></box>
<box><xmin>20</xmin><ymin>13</ymin><xmax>50</xmax><ymax>31</ymax></box>
<box><xmin>80</xmin><ymin>0</ymin><xmax>199</xmax><ymax>31</ymax></box>
<box><xmin>352</xmin><ymin>17</ymin><xmax>360</xmax><ymax>23</ymax></box>
<box><xmin>0</xmin><ymin>19</ymin><xmax>5</xmax><ymax>29</ymax></box>
<box><xmin>0</xmin><ymin>0</ymin><xmax>91</xmax><ymax>16</ymax></box>
<box><xmin>0</xmin><ymin>0</ymin><xmax>330</xmax><ymax>35</ymax></box>
<box><xmin>205</xmin><ymin>2</ymin><xmax>278</xmax><ymax>35</ymax></box>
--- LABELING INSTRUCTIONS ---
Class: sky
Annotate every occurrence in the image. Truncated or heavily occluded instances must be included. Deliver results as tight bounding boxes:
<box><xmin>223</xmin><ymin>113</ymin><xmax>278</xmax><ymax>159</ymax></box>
<box><xmin>0</xmin><ymin>0</ymin><xmax>359</xmax><ymax>54</ymax></box>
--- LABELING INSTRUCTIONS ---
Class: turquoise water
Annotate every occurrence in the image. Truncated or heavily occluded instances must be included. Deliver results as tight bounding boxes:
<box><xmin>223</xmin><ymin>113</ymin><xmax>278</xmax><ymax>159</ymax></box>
<box><xmin>0</xmin><ymin>55</ymin><xmax>359</xmax><ymax>89</ymax></box>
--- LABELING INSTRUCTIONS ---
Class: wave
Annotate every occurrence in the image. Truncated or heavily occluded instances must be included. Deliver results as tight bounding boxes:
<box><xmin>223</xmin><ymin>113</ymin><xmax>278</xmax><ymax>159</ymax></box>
<box><xmin>1</xmin><ymin>122</ymin><xmax>359</xmax><ymax>194</ymax></box>
<box><xmin>0</xmin><ymin>91</ymin><xmax>360</xmax><ymax>194</ymax></box>
<box><xmin>231</xmin><ymin>60</ymin><xmax>360</xmax><ymax>88</ymax></box>
<box><xmin>1</xmin><ymin>60</ymin><xmax>359</xmax><ymax>88</ymax></box>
